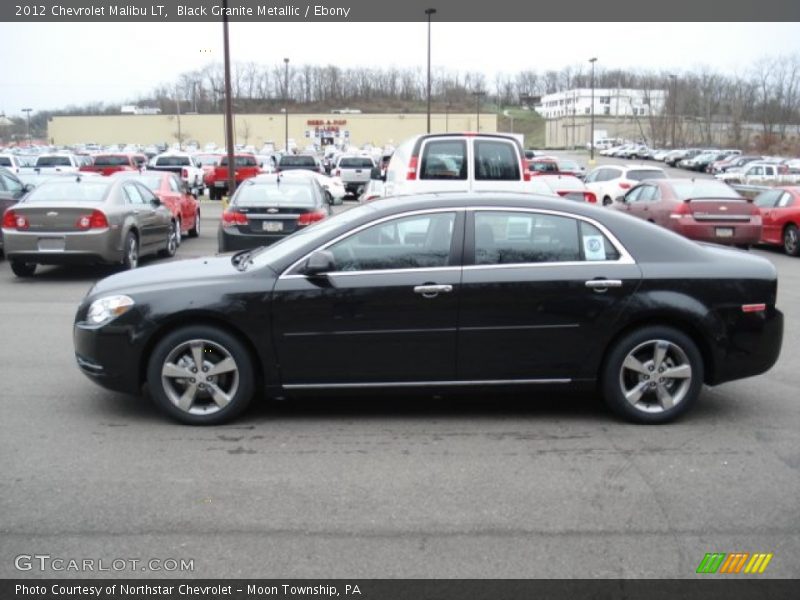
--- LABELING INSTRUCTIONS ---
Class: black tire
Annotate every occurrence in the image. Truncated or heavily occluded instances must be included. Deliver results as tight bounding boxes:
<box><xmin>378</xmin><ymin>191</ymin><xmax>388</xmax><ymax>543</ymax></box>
<box><xmin>147</xmin><ymin>325</ymin><xmax>255</xmax><ymax>425</ymax></box>
<box><xmin>209</xmin><ymin>188</ymin><xmax>218</xmax><ymax>201</ymax></box>
<box><xmin>159</xmin><ymin>221</ymin><xmax>179</xmax><ymax>258</ymax></box>
<box><xmin>601</xmin><ymin>325</ymin><xmax>704</xmax><ymax>424</ymax></box>
<box><xmin>783</xmin><ymin>224</ymin><xmax>800</xmax><ymax>257</ymax></box>
<box><xmin>122</xmin><ymin>231</ymin><xmax>139</xmax><ymax>270</ymax></box>
<box><xmin>603</xmin><ymin>196</ymin><xmax>612</xmax><ymax>206</ymax></box>
<box><xmin>10</xmin><ymin>259</ymin><xmax>36</xmax><ymax>277</ymax></box>
<box><xmin>188</xmin><ymin>209</ymin><xmax>201</xmax><ymax>238</ymax></box>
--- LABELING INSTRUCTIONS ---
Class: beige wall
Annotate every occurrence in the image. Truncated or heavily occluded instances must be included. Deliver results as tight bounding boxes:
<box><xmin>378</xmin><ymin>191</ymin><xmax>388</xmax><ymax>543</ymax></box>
<box><xmin>49</xmin><ymin>113</ymin><xmax>498</xmax><ymax>148</ymax></box>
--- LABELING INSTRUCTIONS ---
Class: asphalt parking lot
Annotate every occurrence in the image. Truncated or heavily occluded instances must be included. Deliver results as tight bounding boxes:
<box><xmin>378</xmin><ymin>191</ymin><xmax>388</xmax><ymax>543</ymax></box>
<box><xmin>1</xmin><ymin>197</ymin><xmax>798</xmax><ymax>579</ymax></box>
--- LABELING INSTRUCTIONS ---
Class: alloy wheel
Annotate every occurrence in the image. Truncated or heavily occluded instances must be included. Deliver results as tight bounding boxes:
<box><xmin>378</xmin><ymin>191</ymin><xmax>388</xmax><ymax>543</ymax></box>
<box><xmin>618</xmin><ymin>339</ymin><xmax>692</xmax><ymax>414</ymax></box>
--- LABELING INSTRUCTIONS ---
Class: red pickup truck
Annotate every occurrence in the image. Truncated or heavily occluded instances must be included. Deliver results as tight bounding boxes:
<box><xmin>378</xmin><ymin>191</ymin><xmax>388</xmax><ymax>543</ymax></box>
<box><xmin>80</xmin><ymin>153</ymin><xmax>146</xmax><ymax>176</ymax></box>
<box><xmin>208</xmin><ymin>154</ymin><xmax>260</xmax><ymax>200</ymax></box>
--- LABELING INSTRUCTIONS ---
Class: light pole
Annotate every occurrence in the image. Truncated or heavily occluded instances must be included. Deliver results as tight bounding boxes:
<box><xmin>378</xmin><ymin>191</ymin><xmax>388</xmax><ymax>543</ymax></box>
<box><xmin>445</xmin><ymin>101</ymin><xmax>451</xmax><ymax>132</ymax></box>
<box><xmin>284</xmin><ymin>57</ymin><xmax>290</xmax><ymax>153</ymax></box>
<box><xmin>589</xmin><ymin>57</ymin><xmax>597</xmax><ymax>163</ymax></box>
<box><xmin>669</xmin><ymin>74</ymin><xmax>677</xmax><ymax>148</ymax></box>
<box><xmin>175</xmin><ymin>87</ymin><xmax>182</xmax><ymax>150</ymax></box>
<box><xmin>473</xmin><ymin>90</ymin><xmax>486</xmax><ymax>131</ymax></box>
<box><xmin>21</xmin><ymin>108</ymin><xmax>32</xmax><ymax>146</ymax></box>
<box><xmin>425</xmin><ymin>8</ymin><xmax>436</xmax><ymax>133</ymax></box>
<box><xmin>222</xmin><ymin>0</ymin><xmax>236</xmax><ymax>197</ymax></box>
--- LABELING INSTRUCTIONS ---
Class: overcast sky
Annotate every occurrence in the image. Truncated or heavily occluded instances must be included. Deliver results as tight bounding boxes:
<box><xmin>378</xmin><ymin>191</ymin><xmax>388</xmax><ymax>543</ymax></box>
<box><xmin>3</xmin><ymin>22</ymin><xmax>799</xmax><ymax>115</ymax></box>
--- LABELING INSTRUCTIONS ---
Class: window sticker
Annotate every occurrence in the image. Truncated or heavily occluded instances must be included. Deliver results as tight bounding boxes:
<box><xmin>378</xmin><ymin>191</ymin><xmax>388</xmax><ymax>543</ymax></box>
<box><xmin>583</xmin><ymin>235</ymin><xmax>606</xmax><ymax>261</ymax></box>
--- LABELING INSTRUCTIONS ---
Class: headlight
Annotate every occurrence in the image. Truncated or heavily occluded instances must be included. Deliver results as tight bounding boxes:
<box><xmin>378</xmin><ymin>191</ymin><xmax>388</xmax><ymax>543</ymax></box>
<box><xmin>86</xmin><ymin>295</ymin><xmax>135</xmax><ymax>325</ymax></box>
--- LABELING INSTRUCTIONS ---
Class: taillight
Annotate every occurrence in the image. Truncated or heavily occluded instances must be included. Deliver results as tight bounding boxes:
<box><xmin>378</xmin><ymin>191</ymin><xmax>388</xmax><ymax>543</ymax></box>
<box><xmin>742</xmin><ymin>304</ymin><xmax>766</xmax><ymax>313</ymax></box>
<box><xmin>406</xmin><ymin>156</ymin><xmax>418</xmax><ymax>180</ymax></box>
<box><xmin>335</xmin><ymin>169</ymin><xmax>341</xmax><ymax>177</ymax></box>
<box><xmin>221</xmin><ymin>210</ymin><xmax>248</xmax><ymax>228</ymax></box>
<box><xmin>3</xmin><ymin>209</ymin><xmax>29</xmax><ymax>230</ymax></box>
<box><xmin>297</xmin><ymin>210</ymin><xmax>327</xmax><ymax>226</ymax></box>
<box><xmin>584</xmin><ymin>191</ymin><xmax>597</xmax><ymax>203</ymax></box>
<box><xmin>181</xmin><ymin>168</ymin><xmax>189</xmax><ymax>179</ymax></box>
<box><xmin>669</xmin><ymin>202</ymin><xmax>691</xmax><ymax>219</ymax></box>
<box><xmin>76</xmin><ymin>210</ymin><xmax>108</xmax><ymax>230</ymax></box>
<box><xmin>619</xmin><ymin>182</ymin><xmax>631</xmax><ymax>189</ymax></box>
<box><xmin>521</xmin><ymin>157</ymin><xmax>531</xmax><ymax>181</ymax></box>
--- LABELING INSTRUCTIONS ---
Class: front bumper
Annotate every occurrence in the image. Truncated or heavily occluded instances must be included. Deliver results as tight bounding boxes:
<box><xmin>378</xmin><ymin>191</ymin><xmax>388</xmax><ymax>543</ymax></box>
<box><xmin>73</xmin><ymin>320</ymin><xmax>144</xmax><ymax>395</ymax></box>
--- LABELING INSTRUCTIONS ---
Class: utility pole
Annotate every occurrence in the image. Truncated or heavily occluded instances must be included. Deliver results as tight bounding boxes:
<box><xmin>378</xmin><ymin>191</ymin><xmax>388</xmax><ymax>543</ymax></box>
<box><xmin>222</xmin><ymin>0</ymin><xmax>236</xmax><ymax>197</ymax></box>
<box><xmin>175</xmin><ymin>87</ymin><xmax>182</xmax><ymax>150</ymax></box>
<box><xmin>589</xmin><ymin>57</ymin><xmax>597</xmax><ymax>163</ymax></box>
<box><xmin>425</xmin><ymin>8</ymin><xmax>436</xmax><ymax>133</ymax></box>
<box><xmin>22</xmin><ymin>108</ymin><xmax>32</xmax><ymax>146</ymax></box>
<box><xmin>284</xmin><ymin>58</ymin><xmax>290</xmax><ymax>152</ymax></box>
<box><xmin>669</xmin><ymin>74</ymin><xmax>677</xmax><ymax>147</ymax></box>
<box><xmin>473</xmin><ymin>90</ymin><xmax>486</xmax><ymax>131</ymax></box>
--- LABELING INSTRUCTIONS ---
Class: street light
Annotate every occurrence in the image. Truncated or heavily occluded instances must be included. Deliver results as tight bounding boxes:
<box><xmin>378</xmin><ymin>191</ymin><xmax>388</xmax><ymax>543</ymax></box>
<box><xmin>473</xmin><ymin>90</ymin><xmax>486</xmax><ymax>131</ymax></box>
<box><xmin>21</xmin><ymin>108</ymin><xmax>32</xmax><ymax>146</ymax></box>
<box><xmin>175</xmin><ymin>87</ymin><xmax>182</xmax><ymax>150</ymax></box>
<box><xmin>445</xmin><ymin>101</ymin><xmax>451</xmax><ymax>132</ymax></box>
<box><xmin>425</xmin><ymin>8</ymin><xmax>436</xmax><ymax>133</ymax></box>
<box><xmin>589</xmin><ymin>57</ymin><xmax>597</xmax><ymax>164</ymax></box>
<box><xmin>669</xmin><ymin>73</ymin><xmax>677</xmax><ymax>148</ymax></box>
<box><xmin>222</xmin><ymin>0</ymin><xmax>236</xmax><ymax>197</ymax></box>
<box><xmin>284</xmin><ymin>57</ymin><xmax>290</xmax><ymax>153</ymax></box>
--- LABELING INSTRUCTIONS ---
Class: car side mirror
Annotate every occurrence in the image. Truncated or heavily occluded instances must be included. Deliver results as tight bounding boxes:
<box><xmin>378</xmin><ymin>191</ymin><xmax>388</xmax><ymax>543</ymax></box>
<box><xmin>370</xmin><ymin>166</ymin><xmax>383</xmax><ymax>181</ymax></box>
<box><xmin>150</xmin><ymin>197</ymin><xmax>162</xmax><ymax>207</ymax></box>
<box><xmin>304</xmin><ymin>250</ymin><xmax>336</xmax><ymax>276</ymax></box>
<box><xmin>22</xmin><ymin>183</ymin><xmax>34</xmax><ymax>194</ymax></box>
<box><xmin>325</xmin><ymin>191</ymin><xmax>334</xmax><ymax>205</ymax></box>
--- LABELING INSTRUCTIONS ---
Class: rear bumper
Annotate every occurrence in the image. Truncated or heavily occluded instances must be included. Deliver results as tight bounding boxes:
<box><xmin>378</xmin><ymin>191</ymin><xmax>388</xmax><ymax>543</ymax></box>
<box><xmin>218</xmin><ymin>226</ymin><xmax>289</xmax><ymax>252</ymax></box>
<box><xmin>2</xmin><ymin>228</ymin><xmax>122</xmax><ymax>264</ymax></box>
<box><xmin>710</xmin><ymin>307</ymin><xmax>783</xmax><ymax>385</ymax></box>
<box><xmin>673</xmin><ymin>222</ymin><xmax>761</xmax><ymax>245</ymax></box>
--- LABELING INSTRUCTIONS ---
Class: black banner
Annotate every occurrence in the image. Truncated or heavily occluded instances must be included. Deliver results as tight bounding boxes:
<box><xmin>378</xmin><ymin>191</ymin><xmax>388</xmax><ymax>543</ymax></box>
<box><xmin>2</xmin><ymin>0</ymin><xmax>800</xmax><ymax>22</ymax></box>
<box><xmin>3</xmin><ymin>580</ymin><xmax>800</xmax><ymax>600</ymax></box>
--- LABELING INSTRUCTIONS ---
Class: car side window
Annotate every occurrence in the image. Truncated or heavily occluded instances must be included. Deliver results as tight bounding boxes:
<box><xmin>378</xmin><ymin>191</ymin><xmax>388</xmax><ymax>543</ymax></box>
<box><xmin>474</xmin><ymin>141</ymin><xmax>520</xmax><ymax>181</ymax></box>
<box><xmin>328</xmin><ymin>212</ymin><xmax>456</xmax><ymax>272</ymax></box>
<box><xmin>168</xmin><ymin>176</ymin><xmax>181</xmax><ymax>193</ymax></box>
<box><xmin>123</xmin><ymin>184</ymin><xmax>145</xmax><ymax>205</ymax></box>
<box><xmin>777</xmin><ymin>192</ymin><xmax>794</xmax><ymax>208</ymax></box>
<box><xmin>754</xmin><ymin>190</ymin><xmax>781</xmax><ymax>208</ymax></box>
<box><xmin>420</xmin><ymin>140</ymin><xmax>467</xmax><ymax>180</ymax></box>
<box><xmin>136</xmin><ymin>183</ymin><xmax>158</xmax><ymax>203</ymax></box>
<box><xmin>474</xmin><ymin>212</ymin><xmax>581</xmax><ymax>264</ymax></box>
<box><xmin>638</xmin><ymin>186</ymin><xmax>657</xmax><ymax>202</ymax></box>
<box><xmin>579</xmin><ymin>221</ymin><xmax>621</xmax><ymax>261</ymax></box>
<box><xmin>584</xmin><ymin>170</ymin><xmax>599</xmax><ymax>183</ymax></box>
<box><xmin>0</xmin><ymin>172</ymin><xmax>22</xmax><ymax>194</ymax></box>
<box><xmin>625</xmin><ymin>187</ymin><xmax>644</xmax><ymax>203</ymax></box>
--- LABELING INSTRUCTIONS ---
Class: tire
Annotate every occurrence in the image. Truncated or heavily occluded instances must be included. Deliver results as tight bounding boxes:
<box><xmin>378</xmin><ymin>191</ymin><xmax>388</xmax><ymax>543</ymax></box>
<box><xmin>783</xmin><ymin>224</ymin><xmax>800</xmax><ymax>257</ymax></box>
<box><xmin>147</xmin><ymin>325</ymin><xmax>255</xmax><ymax>425</ymax></box>
<box><xmin>176</xmin><ymin>218</ymin><xmax>183</xmax><ymax>246</ymax></box>
<box><xmin>10</xmin><ymin>259</ymin><xmax>36</xmax><ymax>277</ymax></box>
<box><xmin>159</xmin><ymin>221</ymin><xmax>179</xmax><ymax>258</ymax></box>
<box><xmin>602</xmin><ymin>195</ymin><xmax>613</xmax><ymax>206</ymax></box>
<box><xmin>209</xmin><ymin>188</ymin><xmax>218</xmax><ymax>201</ymax></box>
<box><xmin>122</xmin><ymin>231</ymin><xmax>139</xmax><ymax>270</ymax></box>
<box><xmin>601</xmin><ymin>325</ymin><xmax>704</xmax><ymax>424</ymax></box>
<box><xmin>188</xmin><ymin>209</ymin><xmax>201</xmax><ymax>238</ymax></box>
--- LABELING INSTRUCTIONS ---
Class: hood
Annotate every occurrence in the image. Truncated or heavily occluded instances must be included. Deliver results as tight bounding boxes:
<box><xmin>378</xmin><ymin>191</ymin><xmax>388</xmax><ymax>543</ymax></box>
<box><xmin>89</xmin><ymin>255</ymin><xmax>249</xmax><ymax>296</ymax></box>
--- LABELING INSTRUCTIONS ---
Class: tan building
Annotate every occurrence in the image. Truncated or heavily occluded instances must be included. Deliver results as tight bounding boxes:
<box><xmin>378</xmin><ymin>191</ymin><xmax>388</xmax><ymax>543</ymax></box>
<box><xmin>48</xmin><ymin>113</ymin><xmax>497</xmax><ymax>148</ymax></box>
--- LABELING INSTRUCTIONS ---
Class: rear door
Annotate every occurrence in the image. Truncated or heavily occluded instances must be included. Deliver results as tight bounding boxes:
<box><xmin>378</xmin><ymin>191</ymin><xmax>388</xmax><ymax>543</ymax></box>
<box><xmin>471</xmin><ymin>138</ymin><xmax>524</xmax><ymax>193</ymax></box>
<box><xmin>272</xmin><ymin>209</ymin><xmax>463</xmax><ymax>385</ymax></box>
<box><xmin>457</xmin><ymin>208</ymin><xmax>641</xmax><ymax>381</ymax></box>
<box><xmin>415</xmin><ymin>138</ymin><xmax>470</xmax><ymax>193</ymax></box>
<box><xmin>758</xmin><ymin>190</ymin><xmax>792</xmax><ymax>244</ymax></box>
<box><xmin>123</xmin><ymin>183</ymin><xmax>160</xmax><ymax>249</ymax></box>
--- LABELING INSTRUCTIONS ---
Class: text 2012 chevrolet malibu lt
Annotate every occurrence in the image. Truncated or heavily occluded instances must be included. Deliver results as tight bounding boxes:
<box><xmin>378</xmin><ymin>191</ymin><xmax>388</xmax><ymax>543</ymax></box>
<box><xmin>73</xmin><ymin>193</ymin><xmax>783</xmax><ymax>425</ymax></box>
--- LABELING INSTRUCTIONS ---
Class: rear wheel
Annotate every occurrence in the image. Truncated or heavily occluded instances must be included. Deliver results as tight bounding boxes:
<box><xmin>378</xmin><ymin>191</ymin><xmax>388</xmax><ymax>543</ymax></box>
<box><xmin>159</xmin><ymin>221</ymin><xmax>178</xmax><ymax>258</ymax></box>
<box><xmin>147</xmin><ymin>325</ymin><xmax>255</xmax><ymax>425</ymax></box>
<box><xmin>602</xmin><ymin>326</ymin><xmax>703</xmax><ymax>424</ymax></box>
<box><xmin>10</xmin><ymin>259</ymin><xmax>36</xmax><ymax>277</ymax></box>
<box><xmin>122</xmin><ymin>231</ymin><xmax>139</xmax><ymax>270</ymax></box>
<box><xmin>783</xmin><ymin>224</ymin><xmax>800</xmax><ymax>256</ymax></box>
<box><xmin>603</xmin><ymin>195</ymin><xmax>612</xmax><ymax>206</ymax></box>
<box><xmin>188</xmin><ymin>209</ymin><xmax>201</xmax><ymax>238</ymax></box>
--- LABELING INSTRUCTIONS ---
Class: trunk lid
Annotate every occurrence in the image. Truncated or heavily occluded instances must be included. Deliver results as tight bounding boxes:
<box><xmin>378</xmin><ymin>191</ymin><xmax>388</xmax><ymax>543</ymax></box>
<box><xmin>9</xmin><ymin>202</ymin><xmax>107</xmax><ymax>232</ymax></box>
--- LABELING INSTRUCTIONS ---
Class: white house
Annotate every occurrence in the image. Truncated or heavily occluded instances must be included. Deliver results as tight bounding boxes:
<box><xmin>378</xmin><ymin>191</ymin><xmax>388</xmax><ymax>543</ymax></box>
<box><xmin>535</xmin><ymin>88</ymin><xmax>666</xmax><ymax>119</ymax></box>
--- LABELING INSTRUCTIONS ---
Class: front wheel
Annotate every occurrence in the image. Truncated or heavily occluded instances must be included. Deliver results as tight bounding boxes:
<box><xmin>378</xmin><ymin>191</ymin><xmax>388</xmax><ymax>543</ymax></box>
<box><xmin>188</xmin><ymin>209</ymin><xmax>201</xmax><ymax>238</ymax></box>
<box><xmin>147</xmin><ymin>325</ymin><xmax>255</xmax><ymax>425</ymax></box>
<box><xmin>159</xmin><ymin>221</ymin><xmax>179</xmax><ymax>258</ymax></box>
<box><xmin>601</xmin><ymin>326</ymin><xmax>704</xmax><ymax>424</ymax></box>
<box><xmin>10</xmin><ymin>259</ymin><xmax>36</xmax><ymax>277</ymax></box>
<box><xmin>783</xmin><ymin>224</ymin><xmax>800</xmax><ymax>256</ymax></box>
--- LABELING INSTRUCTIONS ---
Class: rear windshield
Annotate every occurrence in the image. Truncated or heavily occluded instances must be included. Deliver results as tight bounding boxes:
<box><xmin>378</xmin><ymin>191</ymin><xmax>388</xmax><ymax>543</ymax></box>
<box><xmin>235</xmin><ymin>183</ymin><xmax>315</xmax><ymax>206</ymax></box>
<box><xmin>155</xmin><ymin>156</ymin><xmax>191</xmax><ymax>166</ymax></box>
<box><xmin>116</xmin><ymin>175</ymin><xmax>162</xmax><ymax>191</ymax></box>
<box><xmin>93</xmin><ymin>155</ymin><xmax>131</xmax><ymax>167</ymax></box>
<box><xmin>36</xmin><ymin>156</ymin><xmax>73</xmax><ymax>167</ymax></box>
<box><xmin>221</xmin><ymin>156</ymin><xmax>258</xmax><ymax>167</ymax></box>
<box><xmin>339</xmin><ymin>157</ymin><xmax>374</xmax><ymax>168</ymax></box>
<box><xmin>195</xmin><ymin>154</ymin><xmax>222</xmax><ymax>166</ymax></box>
<box><xmin>0</xmin><ymin>157</ymin><xmax>12</xmax><ymax>166</ymax></box>
<box><xmin>26</xmin><ymin>181</ymin><xmax>110</xmax><ymax>203</ymax></box>
<box><xmin>627</xmin><ymin>169</ymin><xmax>666</xmax><ymax>181</ymax></box>
<box><xmin>279</xmin><ymin>156</ymin><xmax>316</xmax><ymax>167</ymax></box>
<box><xmin>670</xmin><ymin>181</ymin><xmax>742</xmax><ymax>200</ymax></box>
<box><xmin>557</xmin><ymin>160</ymin><xmax>580</xmax><ymax>170</ymax></box>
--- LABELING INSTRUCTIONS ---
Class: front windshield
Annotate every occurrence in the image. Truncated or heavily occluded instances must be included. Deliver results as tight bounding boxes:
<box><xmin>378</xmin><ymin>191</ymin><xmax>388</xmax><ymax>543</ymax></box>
<box><xmin>249</xmin><ymin>202</ymin><xmax>378</xmax><ymax>268</ymax></box>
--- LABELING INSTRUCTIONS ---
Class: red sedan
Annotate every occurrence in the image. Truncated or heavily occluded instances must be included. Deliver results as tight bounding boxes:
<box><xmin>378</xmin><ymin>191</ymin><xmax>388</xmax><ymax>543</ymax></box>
<box><xmin>614</xmin><ymin>178</ymin><xmax>761</xmax><ymax>246</ymax></box>
<box><xmin>754</xmin><ymin>186</ymin><xmax>800</xmax><ymax>256</ymax></box>
<box><xmin>111</xmin><ymin>171</ymin><xmax>201</xmax><ymax>240</ymax></box>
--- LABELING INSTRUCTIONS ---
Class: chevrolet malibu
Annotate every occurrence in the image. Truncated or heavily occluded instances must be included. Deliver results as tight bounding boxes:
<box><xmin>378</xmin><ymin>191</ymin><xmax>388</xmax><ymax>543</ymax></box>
<box><xmin>73</xmin><ymin>193</ymin><xmax>782</xmax><ymax>425</ymax></box>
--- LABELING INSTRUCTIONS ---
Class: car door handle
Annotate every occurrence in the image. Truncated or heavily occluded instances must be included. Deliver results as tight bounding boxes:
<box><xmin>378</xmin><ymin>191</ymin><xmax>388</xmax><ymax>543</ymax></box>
<box><xmin>585</xmin><ymin>279</ymin><xmax>623</xmax><ymax>291</ymax></box>
<box><xmin>414</xmin><ymin>284</ymin><xmax>453</xmax><ymax>298</ymax></box>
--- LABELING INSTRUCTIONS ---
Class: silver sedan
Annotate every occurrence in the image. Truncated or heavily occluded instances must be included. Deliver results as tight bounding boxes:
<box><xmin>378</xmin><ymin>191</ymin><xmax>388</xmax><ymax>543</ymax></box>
<box><xmin>2</xmin><ymin>176</ymin><xmax>178</xmax><ymax>277</ymax></box>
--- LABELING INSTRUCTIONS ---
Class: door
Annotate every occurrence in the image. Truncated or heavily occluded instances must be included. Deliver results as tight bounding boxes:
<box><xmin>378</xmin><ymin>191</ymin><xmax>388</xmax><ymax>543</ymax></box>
<box><xmin>765</xmin><ymin>191</ymin><xmax>797</xmax><ymax>245</ymax></box>
<box><xmin>272</xmin><ymin>210</ymin><xmax>464</xmax><ymax>385</ymax></box>
<box><xmin>123</xmin><ymin>183</ymin><xmax>161</xmax><ymax>249</ymax></box>
<box><xmin>0</xmin><ymin>171</ymin><xmax>25</xmax><ymax>216</ymax></box>
<box><xmin>457</xmin><ymin>209</ymin><xmax>642</xmax><ymax>381</ymax></box>
<box><xmin>416</xmin><ymin>138</ymin><xmax>469</xmax><ymax>193</ymax></box>
<box><xmin>471</xmin><ymin>138</ymin><xmax>524</xmax><ymax>193</ymax></box>
<box><xmin>754</xmin><ymin>189</ymin><xmax>783</xmax><ymax>244</ymax></box>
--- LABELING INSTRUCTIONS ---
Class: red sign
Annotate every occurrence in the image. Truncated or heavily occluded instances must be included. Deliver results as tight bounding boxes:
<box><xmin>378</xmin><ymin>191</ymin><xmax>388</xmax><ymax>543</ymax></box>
<box><xmin>307</xmin><ymin>119</ymin><xmax>347</xmax><ymax>126</ymax></box>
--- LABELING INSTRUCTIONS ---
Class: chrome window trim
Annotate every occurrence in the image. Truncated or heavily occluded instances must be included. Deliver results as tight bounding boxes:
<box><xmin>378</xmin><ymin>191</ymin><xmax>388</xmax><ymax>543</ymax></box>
<box><xmin>283</xmin><ymin>378</ymin><xmax>571</xmax><ymax>390</ymax></box>
<box><xmin>467</xmin><ymin>206</ymin><xmax>636</xmax><ymax>266</ymax></box>
<box><xmin>279</xmin><ymin>207</ymin><xmax>462</xmax><ymax>280</ymax></box>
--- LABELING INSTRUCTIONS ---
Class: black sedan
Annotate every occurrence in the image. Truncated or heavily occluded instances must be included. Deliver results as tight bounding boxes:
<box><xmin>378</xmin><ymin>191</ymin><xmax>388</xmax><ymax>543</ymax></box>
<box><xmin>218</xmin><ymin>174</ymin><xmax>332</xmax><ymax>252</ymax></box>
<box><xmin>74</xmin><ymin>193</ymin><xmax>783</xmax><ymax>425</ymax></box>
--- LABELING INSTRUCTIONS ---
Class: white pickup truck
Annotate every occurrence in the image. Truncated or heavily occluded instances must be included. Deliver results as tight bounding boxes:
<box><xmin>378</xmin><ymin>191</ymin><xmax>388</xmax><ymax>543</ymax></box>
<box><xmin>717</xmin><ymin>162</ymin><xmax>800</xmax><ymax>185</ymax></box>
<box><xmin>0</xmin><ymin>154</ymin><xmax>24</xmax><ymax>173</ymax></box>
<box><xmin>383</xmin><ymin>133</ymin><xmax>533</xmax><ymax>198</ymax></box>
<box><xmin>334</xmin><ymin>155</ymin><xmax>375</xmax><ymax>196</ymax></box>
<box><xmin>149</xmin><ymin>152</ymin><xmax>205</xmax><ymax>195</ymax></box>
<box><xmin>31</xmin><ymin>153</ymin><xmax>83</xmax><ymax>175</ymax></box>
